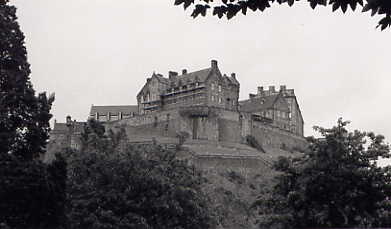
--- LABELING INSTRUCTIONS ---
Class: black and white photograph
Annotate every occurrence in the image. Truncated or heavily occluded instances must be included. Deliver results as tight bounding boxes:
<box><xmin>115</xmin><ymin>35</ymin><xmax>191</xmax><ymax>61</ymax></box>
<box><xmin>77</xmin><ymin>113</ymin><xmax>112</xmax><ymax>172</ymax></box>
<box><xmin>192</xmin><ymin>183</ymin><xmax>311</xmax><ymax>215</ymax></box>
<box><xmin>1</xmin><ymin>0</ymin><xmax>390</xmax><ymax>228</ymax></box>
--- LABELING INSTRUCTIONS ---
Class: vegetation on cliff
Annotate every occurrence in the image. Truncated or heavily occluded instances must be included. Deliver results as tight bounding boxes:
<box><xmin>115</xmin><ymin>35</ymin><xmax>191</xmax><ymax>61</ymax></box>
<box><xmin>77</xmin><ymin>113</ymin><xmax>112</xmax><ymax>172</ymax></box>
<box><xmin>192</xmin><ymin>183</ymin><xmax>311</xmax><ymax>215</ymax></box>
<box><xmin>66</xmin><ymin>120</ymin><xmax>216</xmax><ymax>229</ymax></box>
<box><xmin>255</xmin><ymin>118</ymin><xmax>391</xmax><ymax>228</ymax></box>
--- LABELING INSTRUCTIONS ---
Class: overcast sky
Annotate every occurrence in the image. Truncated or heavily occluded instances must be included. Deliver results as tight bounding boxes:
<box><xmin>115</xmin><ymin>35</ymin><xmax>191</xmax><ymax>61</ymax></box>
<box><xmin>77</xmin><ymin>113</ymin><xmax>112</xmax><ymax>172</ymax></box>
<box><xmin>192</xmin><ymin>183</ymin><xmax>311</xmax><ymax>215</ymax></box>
<box><xmin>12</xmin><ymin>0</ymin><xmax>391</xmax><ymax>165</ymax></box>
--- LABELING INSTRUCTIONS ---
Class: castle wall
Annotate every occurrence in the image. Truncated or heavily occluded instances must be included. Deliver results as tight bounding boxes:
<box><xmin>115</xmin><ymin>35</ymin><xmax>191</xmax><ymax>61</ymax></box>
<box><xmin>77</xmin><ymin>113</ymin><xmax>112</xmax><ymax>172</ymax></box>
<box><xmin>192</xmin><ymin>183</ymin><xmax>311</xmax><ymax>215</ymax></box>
<box><xmin>218</xmin><ymin>119</ymin><xmax>242</xmax><ymax>143</ymax></box>
<box><xmin>105</xmin><ymin>106</ymin><xmax>306</xmax><ymax>150</ymax></box>
<box><xmin>250</xmin><ymin>120</ymin><xmax>307</xmax><ymax>150</ymax></box>
<box><xmin>106</xmin><ymin>108</ymin><xmax>220</xmax><ymax>141</ymax></box>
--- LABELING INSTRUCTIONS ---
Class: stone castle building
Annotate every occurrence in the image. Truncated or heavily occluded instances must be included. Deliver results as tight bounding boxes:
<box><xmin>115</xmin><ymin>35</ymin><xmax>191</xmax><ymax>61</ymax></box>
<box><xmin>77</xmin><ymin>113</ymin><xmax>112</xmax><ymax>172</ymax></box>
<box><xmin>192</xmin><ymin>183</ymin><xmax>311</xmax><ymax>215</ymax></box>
<box><xmin>47</xmin><ymin>60</ymin><xmax>306</xmax><ymax>163</ymax></box>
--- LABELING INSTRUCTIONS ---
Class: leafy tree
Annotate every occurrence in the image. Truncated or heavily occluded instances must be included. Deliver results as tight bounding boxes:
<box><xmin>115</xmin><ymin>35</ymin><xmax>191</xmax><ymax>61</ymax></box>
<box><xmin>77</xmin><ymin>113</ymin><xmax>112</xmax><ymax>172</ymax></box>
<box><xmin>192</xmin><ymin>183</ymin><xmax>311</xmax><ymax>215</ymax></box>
<box><xmin>0</xmin><ymin>153</ymin><xmax>67</xmax><ymax>229</ymax></box>
<box><xmin>67</xmin><ymin>121</ymin><xmax>216</xmax><ymax>229</ymax></box>
<box><xmin>255</xmin><ymin>118</ymin><xmax>391</xmax><ymax>228</ymax></box>
<box><xmin>0</xmin><ymin>0</ymin><xmax>54</xmax><ymax>161</ymax></box>
<box><xmin>0</xmin><ymin>1</ymin><xmax>66</xmax><ymax>228</ymax></box>
<box><xmin>174</xmin><ymin>0</ymin><xmax>391</xmax><ymax>30</ymax></box>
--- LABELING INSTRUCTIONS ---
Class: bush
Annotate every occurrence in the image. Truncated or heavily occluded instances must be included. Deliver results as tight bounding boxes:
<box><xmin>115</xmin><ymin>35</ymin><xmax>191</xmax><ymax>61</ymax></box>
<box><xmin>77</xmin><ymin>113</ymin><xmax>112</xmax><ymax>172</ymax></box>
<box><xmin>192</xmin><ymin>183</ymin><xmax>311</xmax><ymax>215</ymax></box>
<box><xmin>67</xmin><ymin>122</ymin><xmax>215</xmax><ymax>229</ymax></box>
<box><xmin>245</xmin><ymin>135</ymin><xmax>265</xmax><ymax>153</ymax></box>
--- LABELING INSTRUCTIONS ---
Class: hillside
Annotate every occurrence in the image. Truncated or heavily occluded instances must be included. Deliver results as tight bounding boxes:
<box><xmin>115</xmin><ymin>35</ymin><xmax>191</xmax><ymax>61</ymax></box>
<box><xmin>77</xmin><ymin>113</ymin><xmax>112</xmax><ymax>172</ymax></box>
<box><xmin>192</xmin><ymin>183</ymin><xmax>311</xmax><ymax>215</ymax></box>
<box><xmin>179</xmin><ymin>140</ymin><xmax>301</xmax><ymax>229</ymax></box>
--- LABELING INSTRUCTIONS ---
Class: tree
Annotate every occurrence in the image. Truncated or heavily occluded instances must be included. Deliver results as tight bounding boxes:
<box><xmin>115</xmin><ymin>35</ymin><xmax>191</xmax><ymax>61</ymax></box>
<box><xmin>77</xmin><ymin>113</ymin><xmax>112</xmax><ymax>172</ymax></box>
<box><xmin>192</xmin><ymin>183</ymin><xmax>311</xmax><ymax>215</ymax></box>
<box><xmin>67</xmin><ymin>121</ymin><xmax>216</xmax><ymax>229</ymax></box>
<box><xmin>0</xmin><ymin>1</ymin><xmax>66</xmax><ymax>228</ymax></box>
<box><xmin>255</xmin><ymin>118</ymin><xmax>391</xmax><ymax>228</ymax></box>
<box><xmin>0</xmin><ymin>153</ymin><xmax>67</xmax><ymax>229</ymax></box>
<box><xmin>174</xmin><ymin>0</ymin><xmax>391</xmax><ymax>30</ymax></box>
<box><xmin>0</xmin><ymin>0</ymin><xmax>54</xmax><ymax>161</ymax></box>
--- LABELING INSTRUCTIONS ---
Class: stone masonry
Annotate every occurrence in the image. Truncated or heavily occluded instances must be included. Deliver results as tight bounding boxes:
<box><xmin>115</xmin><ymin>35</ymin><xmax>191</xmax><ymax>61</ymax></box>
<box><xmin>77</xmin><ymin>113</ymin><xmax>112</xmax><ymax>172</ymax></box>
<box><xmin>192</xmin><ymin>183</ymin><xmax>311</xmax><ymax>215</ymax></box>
<box><xmin>47</xmin><ymin>60</ymin><xmax>307</xmax><ymax>164</ymax></box>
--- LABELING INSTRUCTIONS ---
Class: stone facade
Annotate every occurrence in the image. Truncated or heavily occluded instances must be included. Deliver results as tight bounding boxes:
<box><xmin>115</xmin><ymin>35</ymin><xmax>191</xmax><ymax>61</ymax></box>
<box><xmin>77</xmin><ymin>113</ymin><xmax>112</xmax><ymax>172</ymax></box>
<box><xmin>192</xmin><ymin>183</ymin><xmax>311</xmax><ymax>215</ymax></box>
<box><xmin>48</xmin><ymin>60</ymin><xmax>306</xmax><ymax>162</ymax></box>
<box><xmin>136</xmin><ymin>60</ymin><xmax>240</xmax><ymax>115</ymax></box>
<box><xmin>45</xmin><ymin>116</ymin><xmax>84</xmax><ymax>162</ymax></box>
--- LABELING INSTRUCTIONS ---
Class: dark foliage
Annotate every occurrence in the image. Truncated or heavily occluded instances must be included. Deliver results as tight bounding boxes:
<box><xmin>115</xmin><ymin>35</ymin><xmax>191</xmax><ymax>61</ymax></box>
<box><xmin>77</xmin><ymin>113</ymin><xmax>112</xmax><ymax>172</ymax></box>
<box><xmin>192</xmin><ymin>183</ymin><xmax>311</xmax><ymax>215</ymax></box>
<box><xmin>0</xmin><ymin>153</ymin><xmax>67</xmax><ymax>229</ymax></box>
<box><xmin>246</xmin><ymin>135</ymin><xmax>265</xmax><ymax>153</ymax></box>
<box><xmin>0</xmin><ymin>1</ymin><xmax>66</xmax><ymax>228</ymax></box>
<box><xmin>255</xmin><ymin>118</ymin><xmax>391</xmax><ymax>228</ymax></box>
<box><xmin>67</xmin><ymin>121</ymin><xmax>216</xmax><ymax>229</ymax></box>
<box><xmin>0</xmin><ymin>0</ymin><xmax>54</xmax><ymax>161</ymax></box>
<box><xmin>174</xmin><ymin>0</ymin><xmax>391</xmax><ymax>30</ymax></box>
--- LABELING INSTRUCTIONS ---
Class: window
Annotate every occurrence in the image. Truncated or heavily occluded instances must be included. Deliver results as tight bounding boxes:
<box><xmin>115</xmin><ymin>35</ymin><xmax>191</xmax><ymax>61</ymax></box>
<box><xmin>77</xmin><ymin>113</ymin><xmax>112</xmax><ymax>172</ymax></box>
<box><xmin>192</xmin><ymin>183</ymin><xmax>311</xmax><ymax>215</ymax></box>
<box><xmin>219</xmin><ymin>97</ymin><xmax>222</xmax><ymax>103</ymax></box>
<box><xmin>218</xmin><ymin>85</ymin><xmax>222</xmax><ymax>92</ymax></box>
<box><xmin>211</xmin><ymin>83</ymin><xmax>215</xmax><ymax>90</ymax></box>
<box><xmin>211</xmin><ymin>95</ymin><xmax>215</xmax><ymax>101</ymax></box>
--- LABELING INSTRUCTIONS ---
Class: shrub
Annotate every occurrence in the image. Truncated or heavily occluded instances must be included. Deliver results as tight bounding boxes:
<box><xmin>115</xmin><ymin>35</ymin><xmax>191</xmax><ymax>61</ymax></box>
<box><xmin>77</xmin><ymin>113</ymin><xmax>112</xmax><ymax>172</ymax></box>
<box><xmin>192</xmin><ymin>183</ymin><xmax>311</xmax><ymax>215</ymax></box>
<box><xmin>245</xmin><ymin>135</ymin><xmax>265</xmax><ymax>153</ymax></box>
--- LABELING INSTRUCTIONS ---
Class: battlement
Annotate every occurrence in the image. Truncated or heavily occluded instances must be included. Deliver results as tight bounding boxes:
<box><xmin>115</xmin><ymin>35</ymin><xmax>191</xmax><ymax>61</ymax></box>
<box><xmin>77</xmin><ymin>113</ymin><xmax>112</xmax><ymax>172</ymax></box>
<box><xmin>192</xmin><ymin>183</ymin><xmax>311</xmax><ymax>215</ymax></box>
<box><xmin>249</xmin><ymin>85</ymin><xmax>295</xmax><ymax>99</ymax></box>
<box><xmin>48</xmin><ymin>60</ymin><xmax>305</xmax><ymax>164</ymax></box>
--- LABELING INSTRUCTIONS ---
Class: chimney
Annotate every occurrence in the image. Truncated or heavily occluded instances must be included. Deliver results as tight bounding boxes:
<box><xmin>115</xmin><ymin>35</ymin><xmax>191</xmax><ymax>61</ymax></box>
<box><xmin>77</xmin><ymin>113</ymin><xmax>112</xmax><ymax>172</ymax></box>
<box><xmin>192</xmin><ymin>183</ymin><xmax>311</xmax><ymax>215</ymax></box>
<box><xmin>269</xmin><ymin>86</ymin><xmax>275</xmax><ymax>93</ymax></box>
<box><xmin>66</xmin><ymin>115</ymin><xmax>72</xmax><ymax>126</ymax></box>
<box><xmin>182</xmin><ymin>69</ymin><xmax>187</xmax><ymax>75</ymax></box>
<box><xmin>211</xmin><ymin>60</ymin><xmax>218</xmax><ymax>69</ymax></box>
<box><xmin>257</xmin><ymin>86</ymin><xmax>263</xmax><ymax>95</ymax></box>
<box><xmin>280</xmin><ymin>85</ymin><xmax>286</xmax><ymax>91</ymax></box>
<box><xmin>231</xmin><ymin>73</ymin><xmax>236</xmax><ymax>79</ymax></box>
<box><xmin>169</xmin><ymin>71</ymin><xmax>178</xmax><ymax>79</ymax></box>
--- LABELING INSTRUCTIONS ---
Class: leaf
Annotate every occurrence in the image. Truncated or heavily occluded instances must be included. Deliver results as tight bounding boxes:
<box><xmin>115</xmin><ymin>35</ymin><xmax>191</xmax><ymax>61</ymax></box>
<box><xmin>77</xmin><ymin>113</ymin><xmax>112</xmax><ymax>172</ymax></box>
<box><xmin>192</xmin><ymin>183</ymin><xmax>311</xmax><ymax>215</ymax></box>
<box><xmin>362</xmin><ymin>3</ymin><xmax>372</xmax><ymax>12</ymax></box>
<box><xmin>174</xmin><ymin>0</ymin><xmax>185</xmax><ymax>6</ymax></box>
<box><xmin>341</xmin><ymin>3</ymin><xmax>348</xmax><ymax>13</ymax></box>
<box><xmin>332</xmin><ymin>2</ymin><xmax>340</xmax><ymax>12</ymax></box>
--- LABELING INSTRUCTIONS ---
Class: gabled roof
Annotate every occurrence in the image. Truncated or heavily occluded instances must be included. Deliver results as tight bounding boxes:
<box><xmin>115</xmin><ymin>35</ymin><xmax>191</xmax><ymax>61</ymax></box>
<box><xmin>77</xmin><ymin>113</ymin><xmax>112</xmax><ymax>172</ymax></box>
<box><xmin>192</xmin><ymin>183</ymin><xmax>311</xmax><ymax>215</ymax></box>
<box><xmin>239</xmin><ymin>94</ymin><xmax>280</xmax><ymax>112</ymax></box>
<box><xmin>222</xmin><ymin>74</ymin><xmax>240</xmax><ymax>86</ymax></box>
<box><xmin>90</xmin><ymin>105</ymin><xmax>138</xmax><ymax>115</ymax></box>
<box><xmin>171</xmin><ymin>68</ymin><xmax>212</xmax><ymax>86</ymax></box>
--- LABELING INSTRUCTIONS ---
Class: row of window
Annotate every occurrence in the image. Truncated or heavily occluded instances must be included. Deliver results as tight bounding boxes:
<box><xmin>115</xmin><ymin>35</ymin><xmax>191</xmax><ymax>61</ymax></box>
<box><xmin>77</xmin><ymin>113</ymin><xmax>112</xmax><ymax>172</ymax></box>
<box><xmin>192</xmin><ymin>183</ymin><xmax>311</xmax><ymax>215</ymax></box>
<box><xmin>210</xmin><ymin>95</ymin><xmax>237</xmax><ymax>106</ymax></box>
<box><xmin>166</xmin><ymin>82</ymin><xmax>202</xmax><ymax>94</ymax></box>
<box><xmin>164</xmin><ymin>94</ymin><xmax>205</xmax><ymax>105</ymax></box>
<box><xmin>211</xmin><ymin>83</ymin><xmax>222</xmax><ymax>92</ymax></box>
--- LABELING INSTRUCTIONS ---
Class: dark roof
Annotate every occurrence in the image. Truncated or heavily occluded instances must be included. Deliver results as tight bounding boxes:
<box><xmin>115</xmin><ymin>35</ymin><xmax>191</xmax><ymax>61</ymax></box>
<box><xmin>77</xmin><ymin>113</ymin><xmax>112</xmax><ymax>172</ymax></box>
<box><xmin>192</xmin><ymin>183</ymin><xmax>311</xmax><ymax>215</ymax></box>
<box><xmin>223</xmin><ymin>74</ymin><xmax>240</xmax><ymax>86</ymax></box>
<box><xmin>90</xmin><ymin>105</ymin><xmax>138</xmax><ymax>115</ymax></box>
<box><xmin>239</xmin><ymin>94</ymin><xmax>280</xmax><ymax>112</ymax></box>
<box><xmin>52</xmin><ymin>122</ymin><xmax>85</xmax><ymax>133</ymax></box>
<box><xmin>170</xmin><ymin>68</ymin><xmax>212</xmax><ymax>85</ymax></box>
<box><xmin>155</xmin><ymin>74</ymin><xmax>170</xmax><ymax>84</ymax></box>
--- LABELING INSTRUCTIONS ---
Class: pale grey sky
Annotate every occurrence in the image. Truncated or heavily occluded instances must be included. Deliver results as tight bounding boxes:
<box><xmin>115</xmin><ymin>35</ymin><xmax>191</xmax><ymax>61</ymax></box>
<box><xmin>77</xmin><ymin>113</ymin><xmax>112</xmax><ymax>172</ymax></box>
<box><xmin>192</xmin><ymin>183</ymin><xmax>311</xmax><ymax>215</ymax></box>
<box><xmin>12</xmin><ymin>0</ymin><xmax>391</xmax><ymax>165</ymax></box>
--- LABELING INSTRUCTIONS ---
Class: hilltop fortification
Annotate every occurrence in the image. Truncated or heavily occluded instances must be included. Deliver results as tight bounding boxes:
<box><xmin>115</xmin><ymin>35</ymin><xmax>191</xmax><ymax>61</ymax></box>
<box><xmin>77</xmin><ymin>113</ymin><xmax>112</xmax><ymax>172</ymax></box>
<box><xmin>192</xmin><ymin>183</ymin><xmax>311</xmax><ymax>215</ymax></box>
<box><xmin>47</xmin><ymin>60</ymin><xmax>307</xmax><ymax>168</ymax></box>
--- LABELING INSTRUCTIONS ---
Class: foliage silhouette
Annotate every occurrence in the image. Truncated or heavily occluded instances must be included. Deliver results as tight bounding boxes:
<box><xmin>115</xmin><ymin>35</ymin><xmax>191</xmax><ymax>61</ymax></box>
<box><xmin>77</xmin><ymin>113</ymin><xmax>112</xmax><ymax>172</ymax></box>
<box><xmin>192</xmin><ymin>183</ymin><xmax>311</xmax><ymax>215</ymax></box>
<box><xmin>174</xmin><ymin>0</ymin><xmax>391</xmax><ymax>30</ymax></box>
<box><xmin>67</xmin><ymin>121</ymin><xmax>216</xmax><ymax>229</ymax></box>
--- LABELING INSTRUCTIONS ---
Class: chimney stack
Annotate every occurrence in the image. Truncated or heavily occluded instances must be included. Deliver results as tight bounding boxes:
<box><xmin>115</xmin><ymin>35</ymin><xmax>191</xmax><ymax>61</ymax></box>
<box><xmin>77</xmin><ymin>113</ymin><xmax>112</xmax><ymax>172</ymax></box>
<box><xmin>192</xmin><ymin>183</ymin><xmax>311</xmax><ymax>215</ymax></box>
<box><xmin>182</xmin><ymin>69</ymin><xmax>187</xmax><ymax>75</ymax></box>
<box><xmin>231</xmin><ymin>73</ymin><xmax>236</xmax><ymax>79</ymax></box>
<box><xmin>280</xmin><ymin>85</ymin><xmax>286</xmax><ymax>91</ymax></box>
<box><xmin>269</xmin><ymin>86</ymin><xmax>275</xmax><ymax>92</ymax></box>
<box><xmin>169</xmin><ymin>71</ymin><xmax>178</xmax><ymax>79</ymax></box>
<box><xmin>66</xmin><ymin>115</ymin><xmax>72</xmax><ymax>126</ymax></box>
<box><xmin>211</xmin><ymin>60</ymin><xmax>218</xmax><ymax>69</ymax></box>
<box><xmin>257</xmin><ymin>86</ymin><xmax>263</xmax><ymax>95</ymax></box>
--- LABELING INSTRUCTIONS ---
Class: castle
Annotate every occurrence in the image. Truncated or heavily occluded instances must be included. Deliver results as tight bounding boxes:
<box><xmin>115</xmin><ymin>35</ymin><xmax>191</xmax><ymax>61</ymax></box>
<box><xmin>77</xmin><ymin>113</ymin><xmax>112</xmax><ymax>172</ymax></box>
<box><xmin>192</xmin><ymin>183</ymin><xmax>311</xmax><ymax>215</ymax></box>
<box><xmin>46</xmin><ymin>60</ymin><xmax>306</xmax><ymax>168</ymax></box>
